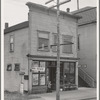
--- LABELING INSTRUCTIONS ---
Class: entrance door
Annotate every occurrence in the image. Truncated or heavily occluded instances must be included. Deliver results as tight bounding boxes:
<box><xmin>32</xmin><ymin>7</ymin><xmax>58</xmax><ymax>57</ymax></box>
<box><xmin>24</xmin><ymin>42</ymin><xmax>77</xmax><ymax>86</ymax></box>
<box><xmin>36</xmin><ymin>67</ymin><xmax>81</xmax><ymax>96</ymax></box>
<box><xmin>49</xmin><ymin>67</ymin><xmax>56</xmax><ymax>90</ymax></box>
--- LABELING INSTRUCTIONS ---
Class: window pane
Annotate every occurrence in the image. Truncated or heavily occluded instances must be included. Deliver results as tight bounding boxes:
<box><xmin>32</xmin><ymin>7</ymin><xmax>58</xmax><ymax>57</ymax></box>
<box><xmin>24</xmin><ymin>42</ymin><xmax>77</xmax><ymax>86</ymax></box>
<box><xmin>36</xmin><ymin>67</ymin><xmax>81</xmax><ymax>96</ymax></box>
<box><xmin>70</xmin><ymin>63</ymin><xmax>75</xmax><ymax>74</ymax></box>
<box><xmin>69</xmin><ymin>63</ymin><xmax>75</xmax><ymax>84</ymax></box>
<box><xmin>14</xmin><ymin>64</ymin><xmax>20</xmax><ymax>71</ymax></box>
<box><xmin>7</xmin><ymin>64</ymin><xmax>12</xmax><ymax>71</ymax></box>
<box><xmin>32</xmin><ymin>74</ymin><xmax>39</xmax><ymax>85</ymax></box>
<box><xmin>40</xmin><ymin>62</ymin><xmax>45</xmax><ymax>72</ymax></box>
<box><xmin>40</xmin><ymin>74</ymin><xmax>45</xmax><ymax>85</ymax></box>
<box><xmin>78</xmin><ymin>34</ymin><xmax>80</xmax><ymax>50</ymax></box>
<box><xmin>38</xmin><ymin>33</ymin><xmax>48</xmax><ymax>38</ymax></box>
<box><xmin>31</xmin><ymin>61</ymin><xmax>39</xmax><ymax>73</ymax></box>
<box><xmin>64</xmin><ymin>62</ymin><xmax>70</xmax><ymax>84</ymax></box>
<box><xmin>38</xmin><ymin>38</ymin><xmax>49</xmax><ymax>50</ymax></box>
<box><xmin>64</xmin><ymin>62</ymin><xmax>69</xmax><ymax>73</ymax></box>
<box><xmin>10</xmin><ymin>35</ymin><xmax>14</xmax><ymax>43</ymax></box>
<box><xmin>10</xmin><ymin>43</ymin><xmax>14</xmax><ymax>51</ymax></box>
<box><xmin>62</xmin><ymin>35</ymin><xmax>72</xmax><ymax>53</ymax></box>
<box><xmin>52</xmin><ymin>34</ymin><xmax>57</xmax><ymax>52</ymax></box>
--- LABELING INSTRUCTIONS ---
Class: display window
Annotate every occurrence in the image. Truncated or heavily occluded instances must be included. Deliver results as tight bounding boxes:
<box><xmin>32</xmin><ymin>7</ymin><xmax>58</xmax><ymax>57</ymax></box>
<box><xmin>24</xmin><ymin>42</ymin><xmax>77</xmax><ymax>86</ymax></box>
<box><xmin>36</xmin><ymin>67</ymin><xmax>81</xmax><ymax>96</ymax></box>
<box><xmin>32</xmin><ymin>61</ymin><xmax>46</xmax><ymax>86</ymax></box>
<box><xmin>32</xmin><ymin>74</ymin><xmax>39</xmax><ymax>85</ymax></box>
<box><xmin>64</xmin><ymin>62</ymin><xmax>75</xmax><ymax>84</ymax></box>
<box><xmin>40</xmin><ymin>74</ymin><xmax>45</xmax><ymax>85</ymax></box>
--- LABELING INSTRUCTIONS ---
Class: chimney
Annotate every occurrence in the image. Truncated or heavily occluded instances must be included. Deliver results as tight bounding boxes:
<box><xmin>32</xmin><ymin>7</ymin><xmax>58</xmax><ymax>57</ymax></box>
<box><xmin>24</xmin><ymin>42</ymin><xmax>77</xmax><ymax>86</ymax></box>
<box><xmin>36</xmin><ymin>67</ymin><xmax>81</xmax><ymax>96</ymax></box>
<box><xmin>66</xmin><ymin>8</ymin><xmax>70</xmax><ymax>13</ymax></box>
<box><xmin>5</xmin><ymin>23</ymin><xmax>9</xmax><ymax>29</ymax></box>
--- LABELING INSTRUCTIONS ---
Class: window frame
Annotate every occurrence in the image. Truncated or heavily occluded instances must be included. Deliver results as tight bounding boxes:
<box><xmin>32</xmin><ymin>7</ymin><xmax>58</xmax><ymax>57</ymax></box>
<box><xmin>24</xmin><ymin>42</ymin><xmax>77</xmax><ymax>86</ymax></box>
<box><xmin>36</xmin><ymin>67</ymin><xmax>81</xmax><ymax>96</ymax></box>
<box><xmin>14</xmin><ymin>63</ymin><xmax>20</xmax><ymax>71</ymax></box>
<box><xmin>32</xmin><ymin>61</ymin><xmax>46</xmax><ymax>86</ymax></box>
<box><xmin>7</xmin><ymin>64</ymin><xmax>12</xmax><ymax>71</ymax></box>
<box><xmin>52</xmin><ymin>33</ymin><xmax>57</xmax><ymax>52</ymax></box>
<box><xmin>9</xmin><ymin>35</ymin><xmax>14</xmax><ymax>52</ymax></box>
<box><xmin>64</xmin><ymin>62</ymin><xmax>76</xmax><ymax>84</ymax></box>
<box><xmin>77</xmin><ymin>34</ymin><xmax>80</xmax><ymax>50</ymax></box>
<box><xmin>62</xmin><ymin>35</ymin><xmax>73</xmax><ymax>54</ymax></box>
<box><xmin>37</xmin><ymin>30</ymin><xmax>50</xmax><ymax>52</ymax></box>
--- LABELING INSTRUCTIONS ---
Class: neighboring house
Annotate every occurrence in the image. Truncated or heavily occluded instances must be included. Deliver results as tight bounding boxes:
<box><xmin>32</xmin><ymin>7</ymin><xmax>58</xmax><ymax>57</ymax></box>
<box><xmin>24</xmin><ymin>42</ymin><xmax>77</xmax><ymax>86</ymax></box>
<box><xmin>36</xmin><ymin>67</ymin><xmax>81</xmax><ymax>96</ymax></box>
<box><xmin>72</xmin><ymin>7</ymin><xmax>97</xmax><ymax>87</ymax></box>
<box><xmin>4</xmin><ymin>2</ymin><xmax>80</xmax><ymax>93</ymax></box>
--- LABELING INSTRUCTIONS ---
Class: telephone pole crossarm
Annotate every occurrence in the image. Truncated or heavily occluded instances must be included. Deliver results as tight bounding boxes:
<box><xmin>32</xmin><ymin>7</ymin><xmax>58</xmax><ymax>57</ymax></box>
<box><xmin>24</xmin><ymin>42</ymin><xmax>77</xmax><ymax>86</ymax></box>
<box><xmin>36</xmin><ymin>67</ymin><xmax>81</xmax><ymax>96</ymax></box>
<box><xmin>48</xmin><ymin>0</ymin><xmax>71</xmax><ymax>9</ymax></box>
<box><xmin>45</xmin><ymin>0</ymin><xmax>54</xmax><ymax>5</ymax></box>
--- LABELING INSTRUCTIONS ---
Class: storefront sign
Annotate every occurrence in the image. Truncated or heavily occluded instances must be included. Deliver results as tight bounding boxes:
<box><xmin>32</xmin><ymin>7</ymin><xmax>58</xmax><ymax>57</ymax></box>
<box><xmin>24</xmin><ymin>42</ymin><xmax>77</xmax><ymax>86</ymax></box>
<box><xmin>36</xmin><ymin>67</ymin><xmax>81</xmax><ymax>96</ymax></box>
<box><xmin>32</xmin><ymin>67</ymin><xmax>45</xmax><ymax>72</ymax></box>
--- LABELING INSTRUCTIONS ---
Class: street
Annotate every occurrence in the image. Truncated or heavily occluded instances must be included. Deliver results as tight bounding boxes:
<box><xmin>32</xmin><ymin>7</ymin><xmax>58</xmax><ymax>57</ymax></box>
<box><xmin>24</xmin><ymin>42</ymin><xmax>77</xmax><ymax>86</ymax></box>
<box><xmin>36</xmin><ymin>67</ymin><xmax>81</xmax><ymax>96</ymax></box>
<box><xmin>29</xmin><ymin>87</ymin><xmax>97</xmax><ymax>100</ymax></box>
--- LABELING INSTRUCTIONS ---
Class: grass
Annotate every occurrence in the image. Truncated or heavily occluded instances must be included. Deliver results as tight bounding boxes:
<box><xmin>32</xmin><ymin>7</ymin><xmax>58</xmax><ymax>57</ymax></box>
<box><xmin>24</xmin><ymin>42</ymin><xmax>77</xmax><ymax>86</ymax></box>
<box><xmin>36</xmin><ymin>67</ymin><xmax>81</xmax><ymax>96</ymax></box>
<box><xmin>4</xmin><ymin>91</ymin><xmax>41</xmax><ymax>100</ymax></box>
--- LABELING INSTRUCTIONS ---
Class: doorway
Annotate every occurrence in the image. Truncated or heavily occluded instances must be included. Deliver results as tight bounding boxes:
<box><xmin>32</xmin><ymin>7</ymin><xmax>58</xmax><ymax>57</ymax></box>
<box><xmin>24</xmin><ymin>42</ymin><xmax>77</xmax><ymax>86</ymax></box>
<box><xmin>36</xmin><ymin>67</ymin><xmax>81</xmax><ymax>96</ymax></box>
<box><xmin>49</xmin><ymin>67</ymin><xmax>56</xmax><ymax>90</ymax></box>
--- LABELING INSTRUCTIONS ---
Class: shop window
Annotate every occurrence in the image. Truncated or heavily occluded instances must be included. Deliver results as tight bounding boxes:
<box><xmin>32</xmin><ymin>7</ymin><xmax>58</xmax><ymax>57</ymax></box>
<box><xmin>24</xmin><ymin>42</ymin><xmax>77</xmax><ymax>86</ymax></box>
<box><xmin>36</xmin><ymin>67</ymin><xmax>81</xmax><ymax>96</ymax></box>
<box><xmin>32</xmin><ymin>74</ymin><xmax>39</xmax><ymax>85</ymax></box>
<box><xmin>52</xmin><ymin>33</ymin><xmax>57</xmax><ymax>52</ymax></box>
<box><xmin>38</xmin><ymin>31</ymin><xmax>49</xmax><ymax>51</ymax></box>
<box><xmin>7</xmin><ymin>64</ymin><xmax>12</xmax><ymax>71</ymax></box>
<box><xmin>64</xmin><ymin>62</ymin><xmax>75</xmax><ymax>84</ymax></box>
<box><xmin>10</xmin><ymin>35</ymin><xmax>14</xmax><ymax>52</ymax></box>
<box><xmin>62</xmin><ymin>35</ymin><xmax>73</xmax><ymax>54</ymax></box>
<box><xmin>40</xmin><ymin>74</ymin><xmax>45</xmax><ymax>85</ymax></box>
<box><xmin>14</xmin><ymin>64</ymin><xmax>20</xmax><ymax>71</ymax></box>
<box><xmin>32</xmin><ymin>61</ymin><xmax>46</xmax><ymax>86</ymax></box>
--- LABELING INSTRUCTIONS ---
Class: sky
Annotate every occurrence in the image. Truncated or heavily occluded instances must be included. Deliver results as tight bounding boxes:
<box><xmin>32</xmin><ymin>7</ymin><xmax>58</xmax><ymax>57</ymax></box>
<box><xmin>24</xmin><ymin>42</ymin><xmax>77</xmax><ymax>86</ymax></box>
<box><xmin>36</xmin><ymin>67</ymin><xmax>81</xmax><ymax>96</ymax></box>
<box><xmin>4</xmin><ymin>0</ymin><xmax>97</xmax><ymax>27</ymax></box>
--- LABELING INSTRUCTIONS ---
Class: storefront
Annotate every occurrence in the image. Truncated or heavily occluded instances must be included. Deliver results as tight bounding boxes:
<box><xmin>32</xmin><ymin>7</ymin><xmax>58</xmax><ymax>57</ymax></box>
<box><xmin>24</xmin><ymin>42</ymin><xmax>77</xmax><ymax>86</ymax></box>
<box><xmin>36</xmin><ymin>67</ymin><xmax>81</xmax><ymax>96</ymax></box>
<box><xmin>27</xmin><ymin>55</ymin><xmax>79</xmax><ymax>93</ymax></box>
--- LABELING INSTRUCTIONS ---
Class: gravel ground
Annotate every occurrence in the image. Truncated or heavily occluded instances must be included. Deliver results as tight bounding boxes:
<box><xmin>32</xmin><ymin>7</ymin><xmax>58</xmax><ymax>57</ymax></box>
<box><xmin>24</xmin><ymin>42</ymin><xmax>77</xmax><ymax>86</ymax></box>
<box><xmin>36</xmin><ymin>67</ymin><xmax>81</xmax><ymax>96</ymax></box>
<box><xmin>4</xmin><ymin>91</ymin><xmax>41</xmax><ymax>100</ymax></box>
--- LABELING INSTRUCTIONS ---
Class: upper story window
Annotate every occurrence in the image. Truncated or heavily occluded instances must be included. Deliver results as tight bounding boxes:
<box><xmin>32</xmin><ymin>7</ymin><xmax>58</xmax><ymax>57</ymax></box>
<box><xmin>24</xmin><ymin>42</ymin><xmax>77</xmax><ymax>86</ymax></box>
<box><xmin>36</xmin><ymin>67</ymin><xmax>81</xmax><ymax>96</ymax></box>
<box><xmin>10</xmin><ymin>35</ymin><xmax>14</xmax><ymax>52</ymax></box>
<box><xmin>62</xmin><ymin>35</ymin><xmax>73</xmax><ymax>54</ymax></box>
<box><xmin>52</xmin><ymin>33</ymin><xmax>57</xmax><ymax>52</ymax></box>
<box><xmin>78</xmin><ymin>34</ymin><xmax>80</xmax><ymax>50</ymax></box>
<box><xmin>38</xmin><ymin>31</ymin><xmax>49</xmax><ymax>51</ymax></box>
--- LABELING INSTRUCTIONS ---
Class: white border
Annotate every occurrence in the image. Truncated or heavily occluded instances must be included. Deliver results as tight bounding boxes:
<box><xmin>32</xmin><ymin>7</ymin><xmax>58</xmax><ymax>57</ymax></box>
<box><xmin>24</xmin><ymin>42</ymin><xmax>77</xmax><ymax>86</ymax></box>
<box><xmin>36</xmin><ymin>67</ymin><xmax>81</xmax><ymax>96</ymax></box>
<box><xmin>1</xmin><ymin>0</ymin><xmax>98</xmax><ymax>100</ymax></box>
<box><xmin>97</xmin><ymin>0</ymin><xmax>99</xmax><ymax>100</ymax></box>
<box><xmin>1</xmin><ymin>0</ymin><xmax>4</xmax><ymax>99</ymax></box>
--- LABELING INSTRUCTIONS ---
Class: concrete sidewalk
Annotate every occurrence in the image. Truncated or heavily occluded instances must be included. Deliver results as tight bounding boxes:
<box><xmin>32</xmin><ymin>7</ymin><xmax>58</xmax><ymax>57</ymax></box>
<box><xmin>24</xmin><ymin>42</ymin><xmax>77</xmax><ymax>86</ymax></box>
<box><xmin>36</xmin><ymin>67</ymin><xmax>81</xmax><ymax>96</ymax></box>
<box><xmin>30</xmin><ymin>87</ymin><xmax>97</xmax><ymax>100</ymax></box>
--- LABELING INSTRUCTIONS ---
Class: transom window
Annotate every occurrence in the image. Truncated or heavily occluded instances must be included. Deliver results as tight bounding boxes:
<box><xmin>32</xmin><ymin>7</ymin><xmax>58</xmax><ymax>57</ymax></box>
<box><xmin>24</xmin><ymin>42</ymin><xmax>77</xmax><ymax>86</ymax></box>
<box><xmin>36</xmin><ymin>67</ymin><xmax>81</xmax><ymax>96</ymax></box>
<box><xmin>38</xmin><ymin>31</ymin><xmax>49</xmax><ymax>51</ymax></box>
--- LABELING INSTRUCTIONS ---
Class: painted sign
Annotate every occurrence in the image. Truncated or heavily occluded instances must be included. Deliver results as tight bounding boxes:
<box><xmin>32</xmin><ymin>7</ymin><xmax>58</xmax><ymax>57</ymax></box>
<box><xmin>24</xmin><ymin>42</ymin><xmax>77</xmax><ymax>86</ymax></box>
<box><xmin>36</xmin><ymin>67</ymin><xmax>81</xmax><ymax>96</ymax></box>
<box><xmin>32</xmin><ymin>67</ymin><xmax>45</xmax><ymax>72</ymax></box>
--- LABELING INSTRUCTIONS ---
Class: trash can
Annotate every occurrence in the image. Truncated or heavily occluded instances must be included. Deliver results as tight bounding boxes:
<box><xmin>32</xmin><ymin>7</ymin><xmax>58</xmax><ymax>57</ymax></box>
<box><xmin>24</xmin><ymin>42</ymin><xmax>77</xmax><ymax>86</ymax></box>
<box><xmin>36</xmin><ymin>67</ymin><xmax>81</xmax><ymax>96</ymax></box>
<box><xmin>20</xmin><ymin>83</ymin><xmax>24</xmax><ymax>94</ymax></box>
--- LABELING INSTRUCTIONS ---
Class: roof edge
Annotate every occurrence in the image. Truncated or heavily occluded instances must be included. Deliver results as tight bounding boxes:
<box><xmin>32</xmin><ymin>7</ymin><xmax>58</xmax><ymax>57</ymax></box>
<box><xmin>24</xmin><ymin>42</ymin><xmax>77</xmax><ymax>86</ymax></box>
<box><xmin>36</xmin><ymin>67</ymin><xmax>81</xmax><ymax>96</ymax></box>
<box><xmin>72</xmin><ymin>7</ymin><xmax>96</xmax><ymax>14</ymax></box>
<box><xmin>26</xmin><ymin>2</ymin><xmax>81</xmax><ymax>19</ymax></box>
<box><xmin>4</xmin><ymin>21</ymin><xmax>29</xmax><ymax>34</ymax></box>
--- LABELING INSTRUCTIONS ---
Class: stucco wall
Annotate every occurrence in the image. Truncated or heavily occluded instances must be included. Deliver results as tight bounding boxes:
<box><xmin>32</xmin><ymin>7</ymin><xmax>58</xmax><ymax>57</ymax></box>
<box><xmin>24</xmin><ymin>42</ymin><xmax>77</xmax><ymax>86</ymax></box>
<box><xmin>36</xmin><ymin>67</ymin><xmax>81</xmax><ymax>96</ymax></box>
<box><xmin>4</xmin><ymin>28</ymin><xmax>29</xmax><ymax>92</ymax></box>
<box><xmin>28</xmin><ymin>7</ymin><xmax>78</xmax><ymax>58</ymax></box>
<box><xmin>78</xmin><ymin>23</ymin><xmax>97</xmax><ymax>81</ymax></box>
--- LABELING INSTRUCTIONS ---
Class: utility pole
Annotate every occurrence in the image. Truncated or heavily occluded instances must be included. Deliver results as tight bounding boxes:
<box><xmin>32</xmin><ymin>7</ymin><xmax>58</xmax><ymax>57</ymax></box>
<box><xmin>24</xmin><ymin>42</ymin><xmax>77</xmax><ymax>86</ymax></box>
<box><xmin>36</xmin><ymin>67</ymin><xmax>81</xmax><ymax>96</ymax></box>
<box><xmin>77</xmin><ymin>0</ymin><xmax>79</xmax><ymax>10</ymax></box>
<box><xmin>56</xmin><ymin>0</ymin><xmax>60</xmax><ymax>99</ymax></box>
<box><xmin>45</xmin><ymin>0</ymin><xmax>71</xmax><ymax>100</ymax></box>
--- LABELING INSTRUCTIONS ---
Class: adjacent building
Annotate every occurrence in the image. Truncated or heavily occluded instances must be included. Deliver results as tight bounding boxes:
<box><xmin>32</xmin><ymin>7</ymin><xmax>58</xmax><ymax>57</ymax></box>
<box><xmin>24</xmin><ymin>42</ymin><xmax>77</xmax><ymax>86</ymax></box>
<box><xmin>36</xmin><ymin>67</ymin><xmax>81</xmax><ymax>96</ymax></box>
<box><xmin>4</xmin><ymin>2</ymin><xmax>80</xmax><ymax>93</ymax></box>
<box><xmin>72</xmin><ymin>7</ymin><xmax>97</xmax><ymax>87</ymax></box>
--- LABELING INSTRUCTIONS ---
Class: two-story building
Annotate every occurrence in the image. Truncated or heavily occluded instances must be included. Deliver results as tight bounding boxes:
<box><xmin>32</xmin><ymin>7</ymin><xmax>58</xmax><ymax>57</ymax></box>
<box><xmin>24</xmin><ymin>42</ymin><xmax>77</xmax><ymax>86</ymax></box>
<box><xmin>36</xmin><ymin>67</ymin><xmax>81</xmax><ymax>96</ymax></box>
<box><xmin>4</xmin><ymin>2</ymin><xmax>80</xmax><ymax>93</ymax></box>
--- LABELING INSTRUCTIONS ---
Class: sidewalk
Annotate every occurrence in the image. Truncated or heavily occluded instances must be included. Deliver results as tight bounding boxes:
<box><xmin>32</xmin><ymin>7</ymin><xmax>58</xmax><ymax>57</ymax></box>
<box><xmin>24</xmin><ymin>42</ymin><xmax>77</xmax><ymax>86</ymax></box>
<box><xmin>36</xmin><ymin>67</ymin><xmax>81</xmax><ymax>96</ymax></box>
<box><xmin>29</xmin><ymin>87</ymin><xmax>97</xmax><ymax>100</ymax></box>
